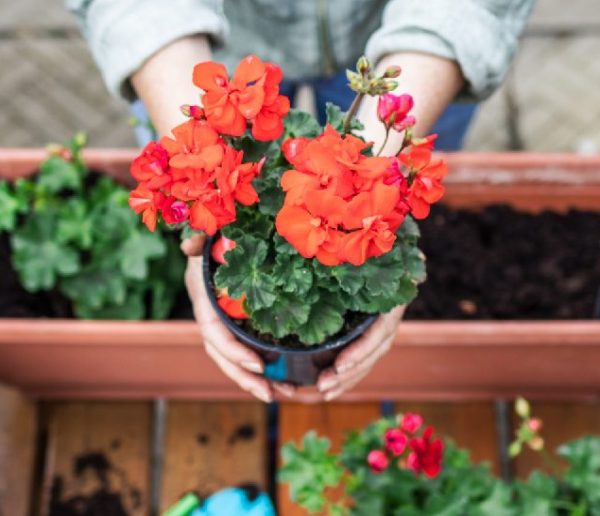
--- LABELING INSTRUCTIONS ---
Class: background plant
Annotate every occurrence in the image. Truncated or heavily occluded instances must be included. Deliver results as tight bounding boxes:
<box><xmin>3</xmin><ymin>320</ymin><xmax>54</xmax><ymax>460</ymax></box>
<box><xmin>280</xmin><ymin>402</ymin><xmax>600</xmax><ymax>515</ymax></box>
<box><xmin>0</xmin><ymin>133</ymin><xmax>185</xmax><ymax>319</ymax></box>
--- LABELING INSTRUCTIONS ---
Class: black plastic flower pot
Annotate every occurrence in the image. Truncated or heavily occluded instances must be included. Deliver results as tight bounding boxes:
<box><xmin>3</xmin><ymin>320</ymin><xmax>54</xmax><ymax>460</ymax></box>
<box><xmin>202</xmin><ymin>239</ymin><xmax>377</xmax><ymax>386</ymax></box>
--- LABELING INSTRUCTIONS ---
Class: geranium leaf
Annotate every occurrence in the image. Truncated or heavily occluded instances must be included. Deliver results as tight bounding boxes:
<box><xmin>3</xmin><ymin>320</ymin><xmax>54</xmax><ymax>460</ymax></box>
<box><xmin>273</xmin><ymin>255</ymin><xmax>313</xmax><ymax>295</ymax></box>
<box><xmin>252</xmin><ymin>293</ymin><xmax>310</xmax><ymax>337</ymax></box>
<box><xmin>325</xmin><ymin>102</ymin><xmax>364</xmax><ymax>133</ymax></box>
<box><xmin>61</xmin><ymin>265</ymin><xmax>127</xmax><ymax>309</ymax></box>
<box><xmin>119</xmin><ymin>231</ymin><xmax>166</xmax><ymax>280</ymax></box>
<box><xmin>214</xmin><ymin>235</ymin><xmax>277</xmax><ymax>310</ymax></box>
<box><xmin>10</xmin><ymin>211</ymin><xmax>80</xmax><ymax>291</ymax></box>
<box><xmin>0</xmin><ymin>181</ymin><xmax>28</xmax><ymax>231</ymax></box>
<box><xmin>284</xmin><ymin>109</ymin><xmax>321</xmax><ymax>138</ymax></box>
<box><xmin>57</xmin><ymin>198</ymin><xmax>93</xmax><ymax>249</ymax></box>
<box><xmin>295</xmin><ymin>298</ymin><xmax>345</xmax><ymax>345</ymax></box>
<box><xmin>38</xmin><ymin>155</ymin><xmax>82</xmax><ymax>193</ymax></box>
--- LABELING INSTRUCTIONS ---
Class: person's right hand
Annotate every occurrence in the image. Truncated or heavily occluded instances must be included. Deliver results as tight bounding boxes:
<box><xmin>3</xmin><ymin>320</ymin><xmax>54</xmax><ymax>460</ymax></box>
<box><xmin>182</xmin><ymin>234</ymin><xmax>296</xmax><ymax>403</ymax></box>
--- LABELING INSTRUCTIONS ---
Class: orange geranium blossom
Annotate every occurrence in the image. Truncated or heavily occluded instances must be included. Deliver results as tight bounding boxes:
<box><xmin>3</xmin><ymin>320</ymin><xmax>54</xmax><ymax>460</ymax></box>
<box><xmin>193</xmin><ymin>55</ymin><xmax>289</xmax><ymax>140</ymax></box>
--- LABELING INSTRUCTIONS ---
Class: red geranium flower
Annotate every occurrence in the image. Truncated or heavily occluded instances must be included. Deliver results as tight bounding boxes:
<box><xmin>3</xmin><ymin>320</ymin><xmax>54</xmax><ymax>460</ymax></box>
<box><xmin>407</xmin><ymin>426</ymin><xmax>443</xmax><ymax>478</ymax></box>
<box><xmin>367</xmin><ymin>450</ymin><xmax>389</xmax><ymax>474</ymax></box>
<box><xmin>128</xmin><ymin>187</ymin><xmax>165</xmax><ymax>232</ymax></box>
<box><xmin>211</xmin><ymin>236</ymin><xmax>237</xmax><ymax>265</ymax></box>
<box><xmin>161</xmin><ymin>196</ymin><xmax>189</xmax><ymax>225</ymax></box>
<box><xmin>275</xmin><ymin>190</ymin><xmax>347</xmax><ymax>266</ymax></box>
<box><xmin>217</xmin><ymin>292</ymin><xmax>248</xmax><ymax>319</ymax></box>
<box><xmin>399</xmin><ymin>146</ymin><xmax>448</xmax><ymax>219</ymax></box>
<box><xmin>401</xmin><ymin>413</ymin><xmax>424</xmax><ymax>434</ymax></box>
<box><xmin>385</xmin><ymin>428</ymin><xmax>408</xmax><ymax>456</ymax></box>
<box><xmin>130</xmin><ymin>141</ymin><xmax>171</xmax><ymax>190</ymax></box>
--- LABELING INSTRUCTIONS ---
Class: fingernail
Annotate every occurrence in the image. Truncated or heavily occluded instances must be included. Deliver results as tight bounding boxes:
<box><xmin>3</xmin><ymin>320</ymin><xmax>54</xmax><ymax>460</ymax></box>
<box><xmin>273</xmin><ymin>383</ymin><xmax>295</xmax><ymax>398</ymax></box>
<box><xmin>251</xmin><ymin>388</ymin><xmax>272</xmax><ymax>403</ymax></box>
<box><xmin>318</xmin><ymin>377</ymin><xmax>338</xmax><ymax>392</ymax></box>
<box><xmin>335</xmin><ymin>361</ymin><xmax>355</xmax><ymax>375</ymax></box>
<box><xmin>324</xmin><ymin>391</ymin><xmax>339</xmax><ymax>402</ymax></box>
<box><xmin>241</xmin><ymin>361</ymin><xmax>263</xmax><ymax>374</ymax></box>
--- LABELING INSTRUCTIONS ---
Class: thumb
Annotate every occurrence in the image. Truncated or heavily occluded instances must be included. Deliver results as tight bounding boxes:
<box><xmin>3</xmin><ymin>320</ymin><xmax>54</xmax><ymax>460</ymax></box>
<box><xmin>180</xmin><ymin>233</ymin><xmax>206</xmax><ymax>256</ymax></box>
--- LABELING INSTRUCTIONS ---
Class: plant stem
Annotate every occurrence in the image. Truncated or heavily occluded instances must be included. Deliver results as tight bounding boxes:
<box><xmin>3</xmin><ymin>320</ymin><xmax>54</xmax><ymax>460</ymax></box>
<box><xmin>541</xmin><ymin>449</ymin><xmax>563</xmax><ymax>477</ymax></box>
<box><xmin>343</xmin><ymin>93</ymin><xmax>364</xmax><ymax>133</ymax></box>
<box><xmin>376</xmin><ymin>129</ymin><xmax>390</xmax><ymax>156</ymax></box>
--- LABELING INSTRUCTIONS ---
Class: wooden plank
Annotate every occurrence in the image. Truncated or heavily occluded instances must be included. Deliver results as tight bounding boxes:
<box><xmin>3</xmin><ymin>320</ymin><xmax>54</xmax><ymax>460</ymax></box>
<box><xmin>512</xmin><ymin>400</ymin><xmax>600</xmax><ymax>478</ymax></box>
<box><xmin>160</xmin><ymin>402</ymin><xmax>267</xmax><ymax>512</ymax></box>
<box><xmin>278</xmin><ymin>403</ymin><xmax>382</xmax><ymax>516</ymax></box>
<box><xmin>394</xmin><ymin>402</ymin><xmax>500</xmax><ymax>474</ymax></box>
<box><xmin>0</xmin><ymin>384</ymin><xmax>37</xmax><ymax>516</ymax></box>
<box><xmin>41</xmin><ymin>401</ymin><xmax>152</xmax><ymax>516</ymax></box>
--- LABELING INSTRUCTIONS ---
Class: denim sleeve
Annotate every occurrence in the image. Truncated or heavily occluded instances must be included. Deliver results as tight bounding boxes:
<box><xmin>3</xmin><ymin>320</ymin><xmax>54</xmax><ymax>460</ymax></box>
<box><xmin>66</xmin><ymin>0</ymin><xmax>229</xmax><ymax>99</ymax></box>
<box><xmin>365</xmin><ymin>0</ymin><xmax>536</xmax><ymax>100</ymax></box>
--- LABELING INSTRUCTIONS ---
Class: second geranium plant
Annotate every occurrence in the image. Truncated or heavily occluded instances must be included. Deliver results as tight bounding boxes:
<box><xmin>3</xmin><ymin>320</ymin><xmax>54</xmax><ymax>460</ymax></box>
<box><xmin>129</xmin><ymin>55</ymin><xmax>446</xmax><ymax>384</ymax></box>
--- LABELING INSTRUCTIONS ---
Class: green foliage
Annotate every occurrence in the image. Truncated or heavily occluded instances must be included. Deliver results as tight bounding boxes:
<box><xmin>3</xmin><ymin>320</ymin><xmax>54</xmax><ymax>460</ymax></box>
<box><xmin>280</xmin><ymin>415</ymin><xmax>600</xmax><ymax>515</ymax></box>
<box><xmin>325</xmin><ymin>102</ymin><xmax>364</xmax><ymax>134</ymax></box>
<box><xmin>0</xmin><ymin>134</ymin><xmax>185</xmax><ymax>319</ymax></box>
<box><xmin>283</xmin><ymin>109</ymin><xmax>321</xmax><ymax>139</ymax></box>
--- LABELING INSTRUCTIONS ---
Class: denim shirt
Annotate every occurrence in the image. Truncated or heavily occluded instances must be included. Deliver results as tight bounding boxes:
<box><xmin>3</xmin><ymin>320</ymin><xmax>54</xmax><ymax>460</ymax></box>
<box><xmin>67</xmin><ymin>0</ymin><xmax>535</xmax><ymax>101</ymax></box>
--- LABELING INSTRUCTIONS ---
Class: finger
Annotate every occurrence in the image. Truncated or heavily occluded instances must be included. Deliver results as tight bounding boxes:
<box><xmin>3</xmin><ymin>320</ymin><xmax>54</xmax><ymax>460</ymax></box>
<box><xmin>272</xmin><ymin>382</ymin><xmax>296</xmax><ymax>398</ymax></box>
<box><xmin>318</xmin><ymin>335</ymin><xmax>394</xmax><ymax>393</ymax></box>
<box><xmin>205</xmin><ymin>342</ymin><xmax>272</xmax><ymax>403</ymax></box>
<box><xmin>334</xmin><ymin>306</ymin><xmax>404</xmax><ymax>374</ymax></box>
<box><xmin>323</xmin><ymin>368</ymin><xmax>371</xmax><ymax>401</ymax></box>
<box><xmin>180</xmin><ymin>233</ymin><xmax>206</xmax><ymax>256</ymax></box>
<box><xmin>186</xmin><ymin>258</ymin><xmax>264</xmax><ymax>373</ymax></box>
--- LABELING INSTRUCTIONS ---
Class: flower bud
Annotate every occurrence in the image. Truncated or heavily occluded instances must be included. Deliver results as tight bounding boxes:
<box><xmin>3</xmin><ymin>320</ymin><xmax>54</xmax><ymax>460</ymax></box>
<box><xmin>515</xmin><ymin>397</ymin><xmax>530</xmax><ymax>418</ymax></box>
<box><xmin>384</xmin><ymin>65</ymin><xmax>402</xmax><ymax>78</ymax></box>
<box><xmin>385</xmin><ymin>80</ymin><xmax>398</xmax><ymax>92</ymax></box>
<box><xmin>529</xmin><ymin>436</ymin><xmax>545</xmax><ymax>451</ymax></box>
<box><xmin>527</xmin><ymin>418</ymin><xmax>543</xmax><ymax>433</ymax></box>
<box><xmin>357</xmin><ymin>56</ymin><xmax>371</xmax><ymax>75</ymax></box>
<box><xmin>180</xmin><ymin>104</ymin><xmax>205</xmax><ymax>119</ymax></box>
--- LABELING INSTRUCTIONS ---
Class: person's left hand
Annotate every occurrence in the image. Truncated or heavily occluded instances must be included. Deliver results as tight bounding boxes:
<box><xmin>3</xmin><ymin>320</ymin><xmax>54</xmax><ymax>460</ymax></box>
<box><xmin>315</xmin><ymin>306</ymin><xmax>405</xmax><ymax>401</ymax></box>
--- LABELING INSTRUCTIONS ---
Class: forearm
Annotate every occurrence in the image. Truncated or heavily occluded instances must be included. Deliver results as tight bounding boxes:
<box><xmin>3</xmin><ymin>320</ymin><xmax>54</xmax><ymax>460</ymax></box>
<box><xmin>358</xmin><ymin>52</ymin><xmax>464</xmax><ymax>154</ymax></box>
<box><xmin>131</xmin><ymin>35</ymin><xmax>212</xmax><ymax>137</ymax></box>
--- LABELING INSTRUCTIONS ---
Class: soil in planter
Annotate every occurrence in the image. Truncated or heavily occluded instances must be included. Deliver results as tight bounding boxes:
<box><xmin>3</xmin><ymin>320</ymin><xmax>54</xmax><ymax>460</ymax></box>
<box><xmin>404</xmin><ymin>204</ymin><xmax>600</xmax><ymax>320</ymax></box>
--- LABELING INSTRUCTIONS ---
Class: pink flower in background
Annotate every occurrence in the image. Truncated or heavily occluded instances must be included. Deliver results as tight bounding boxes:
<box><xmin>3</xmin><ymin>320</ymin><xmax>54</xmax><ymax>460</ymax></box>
<box><xmin>385</xmin><ymin>428</ymin><xmax>408</xmax><ymax>456</ymax></box>
<box><xmin>407</xmin><ymin>427</ymin><xmax>443</xmax><ymax>478</ymax></box>
<box><xmin>401</xmin><ymin>413</ymin><xmax>424</xmax><ymax>434</ymax></box>
<box><xmin>367</xmin><ymin>450</ymin><xmax>389</xmax><ymax>473</ymax></box>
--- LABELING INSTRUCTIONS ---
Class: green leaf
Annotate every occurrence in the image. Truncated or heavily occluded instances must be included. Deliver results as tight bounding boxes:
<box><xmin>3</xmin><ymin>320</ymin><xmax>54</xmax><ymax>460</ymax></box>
<box><xmin>57</xmin><ymin>198</ymin><xmax>93</xmax><ymax>248</ymax></box>
<box><xmin>332</xmin><ymin>264</ymin><xmax>365</xmax><ymax>295</ymax></box>
<box><xmin>72</xmin><ymin>289</ymin><xmax>146</xmax><ymax>320</ymax></box>
<box><xmin>252</xmin><ymin>294</ymin><xmax>311</xmax><ymax>338</ymax></box>
<box><xmin>119</xmin><ymin>231</ymin><xmax>167</xmax><ymax>280</ymax></box>
<box><xmin>283</xmin><ymin>109</ymin><xmax>321</xmax><ymax>139</ymax></box>
<box><xmin>325</xmin><ymin>102</ymin><xmax>364</xmax><ymax>133</ymax></box>
<box><xmin>38</xmin><ymin>155</ymin><xmax>82</xmax><ymax>193</ymax></box>
<box><xmin>61</xmin><ymin>266</ymin><xmax>127</xmax><ymax>309</ymax></box>
<box><xmin>273</xmin><ymin>255</ymin><xmax>313</xmax><ymax>295</ymax></box>
<box><xmin>0</xmin><ymin>181</ymin><xmax>28</xmax><ymax>231</ymax></box>
<box><xmin>295</xmin><ymin>298</ymin><xmax>345</xmax><ymax>345</ymax></box>
<box><xmin>11</xmin><ymin>212</ymin><xmax>80</xmax><ymax>291</ymax></box>
<box><xmin>214</xmin><ymin>235</ymin><xmax>277</xmax><ymax>310</ymax></box>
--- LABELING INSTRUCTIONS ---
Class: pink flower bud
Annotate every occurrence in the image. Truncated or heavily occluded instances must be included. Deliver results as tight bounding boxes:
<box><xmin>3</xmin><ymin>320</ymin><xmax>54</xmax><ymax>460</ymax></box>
<box><xmin>377</xmin><ymin>93</ymin><xmax>415</xmax><ymax>132</ymax></box>
<box><xmin>367</xmin><ymin>450</ymin><xmax>389</xmax><ymax>473</ymax></box>
<box><xmin>385</xmin><ymin>428</ymin><xmax>408</xmax><ymax>456</ymax></box>
<box><xmin>161</xmin><ymin>197</ymin><xmax>190</xmax><ymax>225</ymax></box>
<box><xmin>401</xmin><ymin>413</ymin><xmax>423</xmax><ymax>434</ymax></box>
<box><xmin>527</xmin><ymin>418</ymin><xmax>543</xmax><ymax>433</ymax></box>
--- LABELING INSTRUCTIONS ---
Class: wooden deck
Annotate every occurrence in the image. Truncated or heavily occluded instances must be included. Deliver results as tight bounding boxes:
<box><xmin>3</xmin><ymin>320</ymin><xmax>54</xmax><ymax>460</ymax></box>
<box><xmin>2</xmin><ymin>385</ymin><xmax>600</xmax><ymax>515</ymax></box>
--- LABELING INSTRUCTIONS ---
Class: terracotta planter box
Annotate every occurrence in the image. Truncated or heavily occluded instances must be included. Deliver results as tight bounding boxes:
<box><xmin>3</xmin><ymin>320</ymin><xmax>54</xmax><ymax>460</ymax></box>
<box><xmin>1</xmin><ymin>149</ymin><xmax>600</xmax><ymax>400</ymax></box>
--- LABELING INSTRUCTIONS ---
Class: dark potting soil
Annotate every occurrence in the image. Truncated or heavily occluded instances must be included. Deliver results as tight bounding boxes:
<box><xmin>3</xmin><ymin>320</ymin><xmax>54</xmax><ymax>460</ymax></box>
<box><xmin>2</xmin><ymin>203</ymin><xmax>599</xmax><ymax>321</ymax></box>
<box><xmin>404</xmin><ymin>204</ymin><xmax>600</xmax><ymax>320</ymax></box>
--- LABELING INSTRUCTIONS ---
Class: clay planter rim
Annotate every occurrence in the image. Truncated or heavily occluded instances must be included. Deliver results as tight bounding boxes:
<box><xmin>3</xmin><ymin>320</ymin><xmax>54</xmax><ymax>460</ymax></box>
<box><xmin>2</xmin><ymin>148</ymin><xmax>600</xmax><ymax>398</ymax></box>
<box><xmin>201</xmin><ymin>236</ymin><xmax>377</xmax><ymax>356</ymax></box>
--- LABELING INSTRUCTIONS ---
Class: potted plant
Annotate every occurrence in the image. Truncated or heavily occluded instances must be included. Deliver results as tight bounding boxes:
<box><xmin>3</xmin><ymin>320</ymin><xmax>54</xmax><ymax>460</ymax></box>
<box><xmin>0</xmin><ymin>133</ymin><xmax>186</xmax><ymax>320</ymax></box>
<box><xmin>280</xmin><ymin>398</ymin><xmax>600</xmax><ymax>514</ymax></box>
<box><xmin>128</xmin><ymin>54</ymin><xmax>446</xmax><ymax>385</ymax></box>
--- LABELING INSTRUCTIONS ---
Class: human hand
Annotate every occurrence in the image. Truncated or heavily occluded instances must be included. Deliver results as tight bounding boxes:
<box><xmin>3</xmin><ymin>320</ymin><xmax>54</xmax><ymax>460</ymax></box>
<box><xmin>315</xmin><ymin>306</ymin><xmax>405</xmax><ymax>401</ymax></box>
<box><xmin>182</xmin><ymin>234</ymin><xmax>296</xmax><ymax>403</ymax></box>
